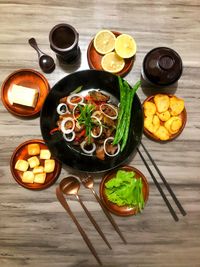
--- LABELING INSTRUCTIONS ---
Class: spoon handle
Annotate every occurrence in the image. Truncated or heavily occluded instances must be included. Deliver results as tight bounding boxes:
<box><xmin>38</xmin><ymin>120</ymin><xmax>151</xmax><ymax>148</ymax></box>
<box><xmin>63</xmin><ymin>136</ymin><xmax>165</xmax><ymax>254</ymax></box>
<box><xmin>28</xmin><ymin>37</ymin><xmax>43</xmax><ymax>56</ymax></box>
<box><xmin>91</xmin><ymin>188</ymin><xmax>127</xmax><ymax>244</ymax></box>
<box><xmin>56</xmin><ymin>187</ymin><xmax>102</xmax><ymax>266</ymax></box>
<box><xmin>76</xmin><ymin>195</ymin><xmax>112</xmax><ymax>250</ymax></box>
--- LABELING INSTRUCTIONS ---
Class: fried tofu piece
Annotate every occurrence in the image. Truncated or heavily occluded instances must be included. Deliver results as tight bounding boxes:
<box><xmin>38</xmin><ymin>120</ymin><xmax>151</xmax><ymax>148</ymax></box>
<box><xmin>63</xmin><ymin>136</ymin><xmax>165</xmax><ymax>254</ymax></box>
<box><xmin>33</xmin><ymin>166</ymin><xmax>44</xmax><ymax>174</ymax></box>
<box><xmin>28</xmin><ymin>143</ymin><xmax>40</xmax><ymax>156</ymax></box>
<box><xmin>157</xmin><ymin>110</ymin><xmax>171</xmax><ymax>122</ymax></box>
<box><xmin>40</xmin><ymin>149</ymin><xmax>51</xmax><ymax>160</ymax></box>
<box><xmin>15</xmin><ymin>159</ymin><xmax>29</xmax><ymax>172</ymax></box>
<box><xmin>144</xmin><ymin>115</ymin><xmax>160</xmax><ymax>134</ymax></box>
<box><xmin>143</xmin><ymin>101</ymin><xmax>156</xmax><ymax>117</ymax></box>
<box><xmin>34</xmin><ymin>173</ymin><xmax>46</xmax><ymax>184</ymax></box>
<box><xmin>154</xmin><ymin>94</ymin><xmax>170</xmax><ymax>113</ymax></box>
<box><xmin>154</xmin><ymin>126</ymin><xmax>170</xmax><ymax>141</ymax></box>
<box><xmin>44</xmin><ymin>159</ymin><xmax>55</xmax><ymax>173</ymax></box>
<box><xmin>169</xmin><ymin>96</ymin><xmax>185</xmax><ymax>116</ymax></box>
<box><xmin>22</xmin><ymin>171</ymin><xmax>34</xmax><ymax>183</ymax></box>
<box><xmin>164</xmin><ymin>116</ymin><xmax>182</xmax><ymax>134</ymax></box>
<box><xmin>27</xmin><ymin>156</ymin><xmax>40</xmax><ymax>168</ymax></box>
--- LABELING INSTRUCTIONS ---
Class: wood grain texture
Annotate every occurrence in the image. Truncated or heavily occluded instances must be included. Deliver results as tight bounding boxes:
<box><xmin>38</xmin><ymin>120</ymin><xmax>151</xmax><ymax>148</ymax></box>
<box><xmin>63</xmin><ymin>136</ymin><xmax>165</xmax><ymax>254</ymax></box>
<box><xmin>0</xmin><ymin>0</ymin><xmax>200</xmax><ymax>266</ymax></box>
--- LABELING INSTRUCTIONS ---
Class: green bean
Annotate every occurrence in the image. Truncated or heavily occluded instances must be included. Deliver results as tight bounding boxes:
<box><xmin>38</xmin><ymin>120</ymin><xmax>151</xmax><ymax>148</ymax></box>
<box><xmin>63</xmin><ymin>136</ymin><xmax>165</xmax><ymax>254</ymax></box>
<box><xmin>113</xmin><ymin>76</ymin><xmax>127</xmax><ymax>144</ymax></box>
<box><xmin>121</xmin><ymin>80</ymin><xmax>141</xmax><ymax>151</ymax></box>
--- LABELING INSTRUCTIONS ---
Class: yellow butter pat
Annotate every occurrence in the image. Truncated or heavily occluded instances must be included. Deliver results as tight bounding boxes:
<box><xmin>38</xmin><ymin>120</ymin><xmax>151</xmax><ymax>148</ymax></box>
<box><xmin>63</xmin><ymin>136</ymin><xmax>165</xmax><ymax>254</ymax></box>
<box><xmin>10</xmin><ymin>84</ymin><xmax>38</xmax><ymax>108</ymax></box>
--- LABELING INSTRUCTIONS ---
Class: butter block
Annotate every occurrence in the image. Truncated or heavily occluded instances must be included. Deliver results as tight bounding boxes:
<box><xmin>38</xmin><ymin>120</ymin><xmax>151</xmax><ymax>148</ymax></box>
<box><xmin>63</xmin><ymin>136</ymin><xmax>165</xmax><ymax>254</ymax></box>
<box><xmin>11</xmin><ymin>84</ymin><xmax>38</xmax><ymax>108</ymax></box>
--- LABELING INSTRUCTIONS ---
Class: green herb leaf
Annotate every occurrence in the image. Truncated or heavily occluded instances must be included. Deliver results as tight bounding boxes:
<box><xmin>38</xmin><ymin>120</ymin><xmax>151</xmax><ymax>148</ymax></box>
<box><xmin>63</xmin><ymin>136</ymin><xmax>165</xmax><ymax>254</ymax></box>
<box><xmin>105</xmin><ymin>170</ymin><xmax>144</xmax><ymax>209</ymax></box>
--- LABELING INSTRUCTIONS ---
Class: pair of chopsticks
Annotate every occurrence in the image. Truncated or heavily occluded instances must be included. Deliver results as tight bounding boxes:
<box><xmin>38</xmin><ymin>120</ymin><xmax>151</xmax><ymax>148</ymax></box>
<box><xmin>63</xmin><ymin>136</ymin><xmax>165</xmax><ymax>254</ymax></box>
<box><xmin>137</xmin><ymin>141</ymin><xmax>187</xmax><ymax>222</ymax></box>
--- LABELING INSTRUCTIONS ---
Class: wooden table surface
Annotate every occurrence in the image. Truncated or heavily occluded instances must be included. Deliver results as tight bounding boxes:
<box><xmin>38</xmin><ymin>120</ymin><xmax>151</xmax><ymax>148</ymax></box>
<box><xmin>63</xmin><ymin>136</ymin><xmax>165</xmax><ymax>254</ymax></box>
<box><xmin>0</xmin><ymin>1</ymin><xmax>200</xmax><ymax>266</ymax></box>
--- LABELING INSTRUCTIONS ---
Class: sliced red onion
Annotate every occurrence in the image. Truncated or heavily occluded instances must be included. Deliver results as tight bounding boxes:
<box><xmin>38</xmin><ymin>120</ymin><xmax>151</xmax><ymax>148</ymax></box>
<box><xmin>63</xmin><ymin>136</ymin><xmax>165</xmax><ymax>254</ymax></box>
<box><xmin>72</xmin><ymin>103</ymin><xmax>85</xmax><ymax>120</ymax></box>
<box><xmin>61</xmin><ymin>117</ymin><xmax>75</xmax><ymax>134</ymax></box>
<box><xmin>103</xmin><ymin>137</ymin><xmax>120</xmax><ymax>157</ymax></box>
<box><xmin>67</xmin><ymin>94</ymin><xmax>84</xmax><ymax>106</ymax></box>
<box><xmin>100</xmin><ymin>103</ymin><xmax>118</xmax><ymax>120</ymax></box>
<box><xmin>92</xmin><ymin>110</ymin><xmax>103</xmax><ymax>120</ymax></box>
<box><xmin>57</xmin><ymin>103</ymin><xmax>68</xmax><ymax>115</ymax></box>
<box><xmin>80</xmin><ymin>141</ymin><xmax>96</xmax><ymax>154</ymax></box>
<box><xmin>63</xmin><ymin>131</ymin><xmax>75</xmax><ymax>142</ymax></box>
<box><xmin>91</xmin><ymin>116</ymin><xmax>102</xmax><ymax>138</ymax></box>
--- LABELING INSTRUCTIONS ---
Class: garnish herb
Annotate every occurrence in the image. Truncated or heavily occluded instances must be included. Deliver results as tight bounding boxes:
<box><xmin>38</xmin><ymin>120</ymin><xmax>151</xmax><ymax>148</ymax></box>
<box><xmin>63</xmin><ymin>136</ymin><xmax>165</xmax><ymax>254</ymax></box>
<box><xmin>77</xmin><ymin>104</ymin><xmax>95</xmax><ymax>144</ymax></box>
<box><xmin>105</xmin><ymin>170</ymin><xmax>144</xmax><ymax>212</ymax></box>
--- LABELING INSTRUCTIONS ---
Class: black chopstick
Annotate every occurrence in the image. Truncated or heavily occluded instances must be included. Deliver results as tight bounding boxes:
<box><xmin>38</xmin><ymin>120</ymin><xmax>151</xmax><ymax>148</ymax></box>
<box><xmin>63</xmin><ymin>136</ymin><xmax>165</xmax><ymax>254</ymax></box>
<box><xmin>140</xmin><ymin>142</ymin><xmax>187</xmax><ymax>216</ymax></box>
<box><xmin>137</xmin><ymin>147</ymin><xmax>179</xmax><ymax>222</ymax></box>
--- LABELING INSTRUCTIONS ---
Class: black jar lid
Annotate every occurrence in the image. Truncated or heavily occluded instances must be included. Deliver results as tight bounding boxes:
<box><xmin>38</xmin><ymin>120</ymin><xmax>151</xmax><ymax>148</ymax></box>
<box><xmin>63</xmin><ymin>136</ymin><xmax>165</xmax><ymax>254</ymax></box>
<box><xmin>143</xmin><ymin>47</ymin><xmax>183</xmax><ymax>86</ymax></box>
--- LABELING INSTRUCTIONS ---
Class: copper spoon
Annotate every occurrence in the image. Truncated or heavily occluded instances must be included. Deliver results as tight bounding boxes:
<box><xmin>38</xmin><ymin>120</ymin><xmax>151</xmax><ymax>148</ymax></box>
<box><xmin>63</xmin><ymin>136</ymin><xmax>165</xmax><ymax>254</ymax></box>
<box><xmin>28</xmin><ymin>38</ymin><xmax>55</xmax><ymax>73</ymax></box>
<box><xmin>60</xmin><ymin>177</ymin><xmax>111</xmax><ymax>250</ymax></box>
<box><xmin>56</xmin><ymin>184</ymin><xmax>102</xmax><ymax>266</ymax></box>
<box><xmin>81</xmin><ymin>175</ymin><xmax>127</xmax><ymax>244</ymax></box>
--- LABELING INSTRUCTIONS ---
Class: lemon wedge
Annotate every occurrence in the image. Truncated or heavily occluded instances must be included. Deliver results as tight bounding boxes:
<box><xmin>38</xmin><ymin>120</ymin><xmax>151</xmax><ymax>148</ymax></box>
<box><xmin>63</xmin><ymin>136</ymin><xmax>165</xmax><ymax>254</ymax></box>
<box><xmin>94</xmin><ymin>30</ymin><xmax>116</xmax><ymax>55</ymax></box>
<box><xmin>115</xmin><ymin>34</ymin><xmax>137</xmax><ymax>58</ymax></box>
<box><xmin>101</xmin><ymin>52</ymin><xmax>125</xmax><ymax>73</ymax></box>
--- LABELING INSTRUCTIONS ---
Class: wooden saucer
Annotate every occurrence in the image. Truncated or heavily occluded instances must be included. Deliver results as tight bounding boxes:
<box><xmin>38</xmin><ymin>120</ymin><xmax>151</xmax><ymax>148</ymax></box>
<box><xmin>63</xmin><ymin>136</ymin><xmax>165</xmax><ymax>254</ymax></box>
<box><xmin>99</xmin><ymin>165</ymin><xmax>149</xmax><ymax>216</ymax></box>
<box><xmin>143</xmin><ymin>94</ymin><xmax>187</xmax><ymax>142</ymax></box>
<box><xmin>87</xmin><ymin>31</ymin><xmax>135</xmax><ymax>77</ymax></box>
<box><xmin>1</xmin><ymin>69</ymin><xmax>50</xmax><ymax>118</ymax></box>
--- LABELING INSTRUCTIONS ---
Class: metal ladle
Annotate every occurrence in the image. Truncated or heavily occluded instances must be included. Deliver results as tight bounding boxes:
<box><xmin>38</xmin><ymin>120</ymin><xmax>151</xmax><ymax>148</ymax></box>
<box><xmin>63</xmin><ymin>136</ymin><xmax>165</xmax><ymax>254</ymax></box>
<box><xmin>28</xmin><ymin>38</ymin><xmax>55</xmax><ymax>73</ymax></box>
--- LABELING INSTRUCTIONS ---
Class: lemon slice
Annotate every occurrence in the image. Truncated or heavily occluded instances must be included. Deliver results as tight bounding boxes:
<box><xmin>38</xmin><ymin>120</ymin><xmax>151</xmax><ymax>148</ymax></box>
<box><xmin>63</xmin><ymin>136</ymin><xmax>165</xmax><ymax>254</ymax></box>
<box><xmin>101</xmin><ymin>52</ymin><xmax>125</xmax><ymax>73</ymax></box>
<box><xmin>94</xmin><ymin>30</ymin><xmax>116</xmax><ymax>55</ymax></box>
<box><xmin>115</xmin><ymin>34</ymin><xmax>137</xmax><ymax>58</ymax></box>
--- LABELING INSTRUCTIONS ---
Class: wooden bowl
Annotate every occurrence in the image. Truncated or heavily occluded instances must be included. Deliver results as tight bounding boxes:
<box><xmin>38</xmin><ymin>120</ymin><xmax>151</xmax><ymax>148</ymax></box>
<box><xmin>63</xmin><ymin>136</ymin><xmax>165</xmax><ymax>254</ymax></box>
<box><xmin>1</xmin><ymin>69</ymin><xmax>50</xmax><ymax>118</ymax></box>
<box><xmin>143</xmin><ymin>94</ymin><xmax>187</xmax><ymax>142</ymax></box>
<box><xmin>10</xmin><ymin>139</ymin><xmax>62</xmax><ymax>190</ymax></box>
<box><xmin>99</xmin><ymin>165</ymin><xmax>149</xmax><ymax>216</ymax></box>
<box><xmin>87</xmin><ymin>31</ymin><xmax>135</xmax><ymax>77</ymax></box>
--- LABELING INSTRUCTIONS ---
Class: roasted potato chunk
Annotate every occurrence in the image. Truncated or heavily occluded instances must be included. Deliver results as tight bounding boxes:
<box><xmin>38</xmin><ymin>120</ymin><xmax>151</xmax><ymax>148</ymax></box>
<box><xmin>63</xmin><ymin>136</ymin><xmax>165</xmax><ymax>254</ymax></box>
<box><xmin>144</xmin><ymin>115</ymin><xmax>160</xmax><ymax>134</ymax></box>
<box><xmin>169</xmin><ymin>96</ymin><xmax>184</xmax><ymax>116</ymax></box>
<box><xmin>154</xmin><ymin>94</ymin><xmax>170</xmax><ymax>113</ymax></box>
<box><xmin>164</xmin><ymin>116</ymin><xmax>182</xmax><ymax>134</ymax></box>
<box><xmin>143</xmin><ymin>101</ymin><xmax>156</xmax><ymax>117</ymax></box>
<box><xmin>154</xmin><ymin>126</ymin><xmax>170</xmax><ymax>141</ymax></box>
<box><xmin>157</xmin><ymin>110</ymin><xmax>171</xmax><ymax>121</ymax></box>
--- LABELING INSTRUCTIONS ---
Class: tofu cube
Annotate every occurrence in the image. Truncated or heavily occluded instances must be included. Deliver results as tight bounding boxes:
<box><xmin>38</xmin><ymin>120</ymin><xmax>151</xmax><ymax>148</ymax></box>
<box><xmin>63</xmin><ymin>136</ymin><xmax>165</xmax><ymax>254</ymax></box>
<box><xmin>10</xmin><ymin>84</ymin><xmax>38</xmax><ymax>108</ymax></box>
<box><xmin>22</xmin><ymin>171</ymin><xmax>34</xmax><ymax>183</ymax></box>
<box><xmin>28</xmin><ymin>144</ymin><xmax>40</xmax><ymax>155</ymax></box>
<box><xmin>28</xmin><ymin>156</ymin><xmax>40</xmax><ymax>168</ymax></box>
<box><xmin>44</xmin><ymin>159</ymin><xmax>55</xmax><ymax>173</ymax></box>
<box><xmin>40</xmin><ymin>149</ymin><xmax>51</xmax><ymax>159</ymax></box>
<box><xmin>15</xmin><ymin>159</ymin><xmax>29</xmax><ymax>172</ymax></box>
<box><xmin>34</xmin><ymin>173</ymin><xmax>46</xmax><ymax>184</ymax></box>
<box><xmin>33</xmin><ymin>166</ymin><xmax>44</xmax><ymax>174</ymax></box>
